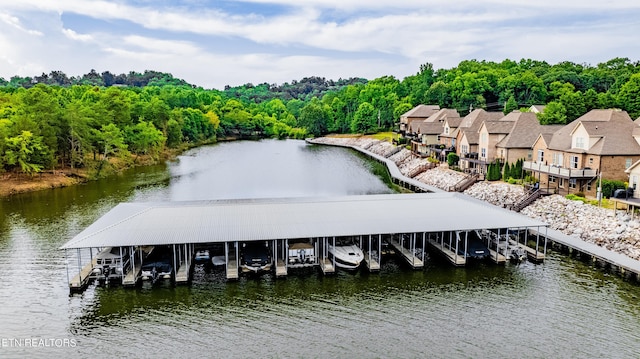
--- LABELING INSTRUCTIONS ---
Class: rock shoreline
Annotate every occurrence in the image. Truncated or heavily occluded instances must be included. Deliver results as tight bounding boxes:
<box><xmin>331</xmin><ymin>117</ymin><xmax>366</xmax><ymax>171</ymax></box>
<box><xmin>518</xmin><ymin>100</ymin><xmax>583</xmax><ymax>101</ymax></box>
<box><xmin>312</xmin><ymin>136</ymin><xmax>640</xmax><ymax>261</ymax></box>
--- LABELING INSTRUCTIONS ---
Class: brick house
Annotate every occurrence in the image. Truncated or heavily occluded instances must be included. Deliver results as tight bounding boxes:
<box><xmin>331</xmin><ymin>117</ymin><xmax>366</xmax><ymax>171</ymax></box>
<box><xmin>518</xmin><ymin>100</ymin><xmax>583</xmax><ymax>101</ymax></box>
<box><xmin>525</xmin><ymin>109</ymin><xmax>640</xmax><ymax>196</ymax></box>
<box><xmin>399</xmin><ymin>104</ymin><xmax>440</xmax><ymax>137</ymax></box>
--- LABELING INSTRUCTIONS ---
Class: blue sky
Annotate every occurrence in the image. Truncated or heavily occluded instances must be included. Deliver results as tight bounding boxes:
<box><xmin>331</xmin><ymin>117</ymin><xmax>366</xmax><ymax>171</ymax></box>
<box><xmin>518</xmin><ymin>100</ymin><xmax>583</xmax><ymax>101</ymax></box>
<box><xmin>1</xmin><ymin>0</ymin><xmax>639</xmax><ymax>89</ymax></box>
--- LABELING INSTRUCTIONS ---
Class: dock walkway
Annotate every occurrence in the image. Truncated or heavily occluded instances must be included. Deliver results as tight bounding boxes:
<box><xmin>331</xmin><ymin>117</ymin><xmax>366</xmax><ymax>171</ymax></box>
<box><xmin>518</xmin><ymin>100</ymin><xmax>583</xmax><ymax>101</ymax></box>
<box><xmin>363</xmin><ymin>251</ymin><xmax>380</xmax><ymax>272</ymax></box>
<box><xmin>276</xmin><ymin>259</ymin><xmax>287</xmax><ymax>277</ymax></box>
<box><xmin>69</xmin><ymin>258</ymin><xmax>96</xmax><ymax>291</ymax></box>
<box><xmin>226</xmin><ymin>260</ymin><xmax>238</xmax><ymax>280</ymax></box>
<box><xmin>427</xmin><ymin>238</ymin><xmax>466</xmax><ymax>266</ymax></box>
<box><xmin>175</xmin><ymin>257</ymin><xmax>191</xmax><ymax>284</ymax></box>
<box><xmin>535</xmin><ymin>228</ymin><xmax>640</xmax><ymax>278</ymax></box>
<box><xmin>388</xmin><ymin>239</ymin><xmax>423</xmax><ymax>268</ymax></box>
<box><xmin>123</xmin><ymin>262</ymin><xmax>141</xmax><ymax>287</ymax></box>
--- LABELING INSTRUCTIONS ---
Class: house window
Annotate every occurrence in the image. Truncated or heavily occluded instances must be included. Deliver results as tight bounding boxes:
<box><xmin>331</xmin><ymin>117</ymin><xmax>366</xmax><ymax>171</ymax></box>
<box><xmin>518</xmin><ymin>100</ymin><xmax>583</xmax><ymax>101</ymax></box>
<box><xmin>550</xmin><ymin>176</ymin><xmax>556</xmax><ymax>183</ymax></box>
<box><xmin>481</xmin><ymin>148</ymin><xmax>486</xmax><ymax>158</ymax></box>
<box><xmin>626</xmin><ymin>158</ymin><xmax>632</xmax><ymax>169</ymax></box>
<box><xmin>571</xmin><ymin>156</ymin><xmax>579</xmax><ymax>169</ymax></box>
<box><xmin>527</xmin><ymin>150</ymin><xmax>532</xmax><ymax>160</ymax></box>
<box><xmin>589</xmin><ymin>157</ymin><xmax>593</xmax><ymax>165</ymax></box>
<box><xmin>633</xmin><ymin>175</ymin><xmax>638</xmax><ymax>190</ymax></box>
<box><xmin>587</xmin><ymin>182</ymin><xmax>592</xmax><ymax>191</ymax></box>
<box><xmin>538</xmin><ymin>150</ymin><xmax>544</xmax><ymax>163</ymax></box>
<box><xmin>569</xmin><ymin>179</ymin><xmax>577</xmax><ymax>189</ymax></box>
<box><xmin>445</xmin><ymin>126</ymin><xmax>449</xmax><ymax>135</ymax></box>
<box><xmin>559</xmin><ymin>178</ymin><xmax>565</xmax><ymax>188</ymax></box>
<box><xmin>575</xmin><ymin>137</ymin><xmax>585</xmax><ymax>149</ymax></box>
<box><xmin>461</xmin><ymin>145</ymin><xmax>468</xmax><ymax>154</ymax></box>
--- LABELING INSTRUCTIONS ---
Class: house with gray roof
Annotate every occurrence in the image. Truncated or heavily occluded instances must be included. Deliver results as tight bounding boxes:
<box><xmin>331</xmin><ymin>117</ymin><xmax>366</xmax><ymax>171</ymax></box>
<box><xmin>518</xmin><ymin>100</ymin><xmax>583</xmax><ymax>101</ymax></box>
<box><xmin>399</xmin><ymin>104</ymin><xmax>440</xmax><ymax>136</ymax></box>
<box><xmin>409</xmin><ymin>109</ymin><xmax>459</xmax><ymax>157</ymax></box>
<box><xmin>526</xmin><ymin>109</ymin><xmax>640</xmax><ymax>196</ymax></box>
<box><xmin>456</xmin><ymin>109</ymin><xmax>504</xmax><ymax>172</ymax></box>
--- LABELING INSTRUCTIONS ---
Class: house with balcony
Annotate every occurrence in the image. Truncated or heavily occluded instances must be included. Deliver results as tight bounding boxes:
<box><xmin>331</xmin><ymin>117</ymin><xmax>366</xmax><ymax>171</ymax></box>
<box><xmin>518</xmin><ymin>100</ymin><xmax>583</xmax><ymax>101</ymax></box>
<box><xmin>526</xmin><ymin>109</ymin><xmax>640</xmax><ymax>196</ymax></box>
<box><xmin>456</xmin><ymin>109</ymin><xmax>504</xmax><ymax>172</ymax></box>
<box><xmin>409</xmin><ymin>109</ymin><xmax>459</xmax><ymax>157</ymax></box>
<box><xmin>399</xmin><ymin>104</ymin><xmax>440</xmax><ymax>137</ymax></box>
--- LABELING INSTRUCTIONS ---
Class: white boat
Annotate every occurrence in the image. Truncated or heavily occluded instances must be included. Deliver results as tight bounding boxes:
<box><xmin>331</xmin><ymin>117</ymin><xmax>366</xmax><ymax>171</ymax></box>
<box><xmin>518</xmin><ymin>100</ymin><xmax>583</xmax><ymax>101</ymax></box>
<box><xmin>91</xmin><ymin>247</ymin><xmax>130</xmax><ymax>283</ymax></box>
<box><xmin>328</xmin><ymin>238</ymin><xmax>364</xmax><ymax>270</ymax></box>
<box><xmin>288</xmin><ymin>242</ymin><xmax>315</xmax><ymax>266</ymax></box>
<box><xmin>194</xmin><ymin>249</ymin><xmax>210</xmax><ymax>264</ymax></box>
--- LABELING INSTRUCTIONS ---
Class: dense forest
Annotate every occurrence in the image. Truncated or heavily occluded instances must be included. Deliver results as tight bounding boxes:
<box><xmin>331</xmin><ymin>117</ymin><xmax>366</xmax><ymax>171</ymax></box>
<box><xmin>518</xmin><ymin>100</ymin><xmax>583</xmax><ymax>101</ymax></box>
<box><xmin>1</xmin><ymin>57</ymin><xmax>640</xmax><ymax>177</ymax></box>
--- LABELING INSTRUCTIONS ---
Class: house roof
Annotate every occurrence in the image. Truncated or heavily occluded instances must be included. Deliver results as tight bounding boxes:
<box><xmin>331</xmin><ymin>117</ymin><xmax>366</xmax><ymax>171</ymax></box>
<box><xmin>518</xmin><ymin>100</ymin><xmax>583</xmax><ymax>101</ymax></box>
<box><xmin>530</xmin><ymin>105</ymin><xmax>546</xmax><ymax>113</ymax></box>
<box><xmin>416</xmin><ymin>121</ymin><xmax>445</xmax><ymax>135</ymax></box>
<box><xmin>441</xmin><ymin>117</ymin><xmax>463</xmax><ymax>137</ymax></box>
<box><xmin>61</xmin><ymin>193</ymin><xmax>547</xmax><ymax>250</ymax></box>
<box><xmin>401</xmin><ymin>104</ymin><xmax>440</xmax><ymax>119</ymax></box>
<box><xmin>547</xmin><ymin>109</ymin><xmax>640</xmax><ymax>155</ymax></box>
<box><xmin>458</xmin><ymin>110</ymin><xmax>505</xmax><ymax>144</ymax></box>
<box><xmin>496</xmin><ymin>112</ymin><xmax>560</xmax><ymax>149</ymax></box>
<box><xmin>626</xmin><ymin>159</ymin><xmax>640</xmax><ymax>174</ymax></box>
<box><xmin>425</xmin><ymin>108</ymin><xmax>460</xmax><ymax>123</ymax></box>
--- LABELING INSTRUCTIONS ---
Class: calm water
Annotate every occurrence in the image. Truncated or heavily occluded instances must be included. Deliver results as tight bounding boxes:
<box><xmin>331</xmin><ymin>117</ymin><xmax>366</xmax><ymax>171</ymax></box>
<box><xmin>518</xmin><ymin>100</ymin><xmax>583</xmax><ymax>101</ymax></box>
<box><xmin>1</xmin><ymin>139</ymin><xmax>640</xmax><ymax>358</ymax></box>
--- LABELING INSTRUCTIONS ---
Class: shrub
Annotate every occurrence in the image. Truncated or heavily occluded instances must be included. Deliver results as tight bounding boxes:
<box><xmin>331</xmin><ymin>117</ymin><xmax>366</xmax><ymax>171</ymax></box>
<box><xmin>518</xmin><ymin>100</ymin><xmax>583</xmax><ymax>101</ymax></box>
<box><xmin>447</xmin><ymin>153</ymin><xmax>459</xmax><ymax>167</ymax></box>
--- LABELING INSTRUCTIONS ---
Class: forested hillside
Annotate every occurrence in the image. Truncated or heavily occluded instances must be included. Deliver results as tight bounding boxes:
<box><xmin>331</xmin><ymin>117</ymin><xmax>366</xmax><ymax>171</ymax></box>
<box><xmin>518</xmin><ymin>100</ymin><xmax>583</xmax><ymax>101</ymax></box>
<box><xmin>1</xmin><ymin>57</ymin><xmax>639</xmax><ymax>176</ymax></box>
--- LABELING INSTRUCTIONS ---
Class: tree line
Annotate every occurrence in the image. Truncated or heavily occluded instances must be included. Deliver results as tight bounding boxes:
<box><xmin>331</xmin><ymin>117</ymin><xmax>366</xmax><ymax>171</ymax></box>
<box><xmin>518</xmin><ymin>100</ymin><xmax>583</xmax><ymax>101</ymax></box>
<box><xmin>1</xmin><ymin>57</ymin><xmax>639</xmax><ymax>176</ymax></box>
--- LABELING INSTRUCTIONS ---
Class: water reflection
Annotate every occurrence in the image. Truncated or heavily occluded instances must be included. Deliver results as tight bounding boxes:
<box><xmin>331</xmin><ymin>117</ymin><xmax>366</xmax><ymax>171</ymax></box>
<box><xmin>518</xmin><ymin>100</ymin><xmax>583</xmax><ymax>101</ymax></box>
<box><xmin>2</xmin><ymin>139</ymin><xmax>640</xmax><ymax>358</ymax></box>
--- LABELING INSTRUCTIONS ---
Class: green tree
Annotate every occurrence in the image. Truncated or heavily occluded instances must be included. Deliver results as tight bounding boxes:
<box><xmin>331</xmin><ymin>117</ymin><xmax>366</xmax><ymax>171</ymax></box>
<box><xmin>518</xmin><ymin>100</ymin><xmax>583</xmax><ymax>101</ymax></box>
<box><xmin>125</xmin><ymin>121</ymin><xmax>166</xmax><ymax>158</ymax></box>
<box><xmin>95</xmin><ymin>123</ymin><xmax>128</xmax><ymax>161</ymax></box>
<box><xmin>537</xmin><ymin>101</ymin><xmax>567</xmax><ymax>124</ymax></box>
<box><xmin>618</xmin><ymin>73</ymin><xmax>640</xmax><ymax>119</ymax></box>
<box><xmin>503</xmin><ymin>95</ymin><xmax>518</xmax><ymax>115</ymax></box>
<box><xmin>351</xmin><ymin>102</ymin><xmax>377</xmax><ymax>133</ymax></box>
<box><xmin>298</xmin><ymin>98</ymin><xmax>330</xmax><ymax>137</ymax></box>
<box><xmin>3</xmin><ymin>131</ymin><xmax>46</xmax><ymax>175</ymax></box>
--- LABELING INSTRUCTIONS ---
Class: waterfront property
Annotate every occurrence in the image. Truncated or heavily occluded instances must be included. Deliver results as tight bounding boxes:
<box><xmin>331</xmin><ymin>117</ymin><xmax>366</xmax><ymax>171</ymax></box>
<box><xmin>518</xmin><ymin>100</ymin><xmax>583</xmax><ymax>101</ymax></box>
<box><xmin>61</xmin><ymin>192</ymin><xmax>548</xmax><ymax>292</ymax></box>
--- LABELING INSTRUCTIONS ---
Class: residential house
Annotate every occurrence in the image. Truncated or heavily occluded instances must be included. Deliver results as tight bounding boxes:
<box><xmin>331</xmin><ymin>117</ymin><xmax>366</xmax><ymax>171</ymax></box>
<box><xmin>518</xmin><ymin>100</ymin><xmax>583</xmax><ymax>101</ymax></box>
<box><xmin>494</xmin><ymin>112</ymin><xmax>562</xmax><ymax>165</ymax></box>
<box><xmin>526</xmin><ymin>109</ymin><xmax>640</xmax><ymax>196</ymax></box>
<box><xmin>399</xmin><ymin>104</ymin><xmax>440</xmax><ymax>136</ymax></box>
<box><xmin>625</xmin><ymin>160</ymin><xmax>640</xmax><ymax>199</ymax></box>
<box><xmin>456</xmin><ymin>109</ymin><xmax>504</xmax><ymax>172</ymax></box>
<box><xmin>409</xmin><ymin>109</ymin><xmax>459</xmax><ymax>157</ymax></box>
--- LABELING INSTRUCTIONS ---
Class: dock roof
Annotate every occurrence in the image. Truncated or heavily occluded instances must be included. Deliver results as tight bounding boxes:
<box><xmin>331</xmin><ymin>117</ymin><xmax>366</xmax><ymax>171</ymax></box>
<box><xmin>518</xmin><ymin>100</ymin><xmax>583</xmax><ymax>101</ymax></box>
<box><xmin>61</xmin><ymin>193</ymin><xmax>547</xmax><ymax>250</ymax></box>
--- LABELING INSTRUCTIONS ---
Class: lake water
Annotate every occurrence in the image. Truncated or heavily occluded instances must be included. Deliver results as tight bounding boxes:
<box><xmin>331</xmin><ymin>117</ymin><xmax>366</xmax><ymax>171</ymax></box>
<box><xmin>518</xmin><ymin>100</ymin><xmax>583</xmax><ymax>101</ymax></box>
<box><xmin>1</xmin><ymin>139</ymin><xmax>639</xmax><ymax>358</ymax></box>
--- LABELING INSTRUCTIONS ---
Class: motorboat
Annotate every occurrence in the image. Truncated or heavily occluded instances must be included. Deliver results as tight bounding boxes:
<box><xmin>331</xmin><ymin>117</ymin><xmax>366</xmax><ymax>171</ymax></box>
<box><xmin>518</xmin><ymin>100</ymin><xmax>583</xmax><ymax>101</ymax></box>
<box><xmin>508</xmin><ymin>246</ymin><xmax>527</xmax><ymax>263</ymax></box>
<box><xmin>288</xmin><ymin>241</ymin><xmax>315</xmax><ymax>266</ymax></box>
<box><xmin>328</xmin><ymin>238</ymin><xmax>364</xmax><ymax>270</ymax></box>
<box><xmin>141</xmin><ymin>246</ymin><xmax>174</xmax><ymax>283</ymax></box>
<box><xmin>194</xmin><ymin>249</ymin><xmax>211</xmax><ymax>265</ymax></box>
<box><xmin>240</xmin><ymin>241</ymin><xmax>273</xmax><ymax>274</ymax></box>
<box><xmin>91</xmin><ymin>246</ymin><xmax>130</xmax><ymax>284</ymax></box>
<box><xmin>456</xmin><ymin>230</ymin><xmax>491</xmax><ymax>259</ymax></box>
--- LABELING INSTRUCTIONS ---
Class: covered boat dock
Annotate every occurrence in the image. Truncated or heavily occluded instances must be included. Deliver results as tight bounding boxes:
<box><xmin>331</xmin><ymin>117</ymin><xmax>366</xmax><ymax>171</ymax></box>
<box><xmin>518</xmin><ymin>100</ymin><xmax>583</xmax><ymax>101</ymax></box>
<box><xmin>61</xmin><ymin>192</ymin><xmax>548</xmax><ymax>292</ymax></box>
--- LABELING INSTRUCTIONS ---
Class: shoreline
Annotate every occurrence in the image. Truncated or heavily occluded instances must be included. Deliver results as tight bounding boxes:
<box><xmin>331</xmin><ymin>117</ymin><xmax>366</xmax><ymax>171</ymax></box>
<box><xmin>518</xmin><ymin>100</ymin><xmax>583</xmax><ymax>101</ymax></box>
<box><xmin>311</xmin><ymin>135</ymin><xmax>640</xmax><ymax>263</ymax></box>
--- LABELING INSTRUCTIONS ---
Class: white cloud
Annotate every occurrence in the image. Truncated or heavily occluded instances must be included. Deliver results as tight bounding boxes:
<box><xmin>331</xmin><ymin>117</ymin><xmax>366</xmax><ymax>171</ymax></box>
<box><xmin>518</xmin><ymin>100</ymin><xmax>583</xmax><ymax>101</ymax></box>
<box><xmin>62</xmin><ymin>28</ymin><xmax>93</xmax><ymax>42</ymax></box>
<box><xmin>0</xmin><ymin>0</ymin><xmax>639</xmax><ymax>88</ymax></box>
<box><xmin>0</xmin><ymin>12</ymin><xmax>43</xmax><ymax>35</ymax></box>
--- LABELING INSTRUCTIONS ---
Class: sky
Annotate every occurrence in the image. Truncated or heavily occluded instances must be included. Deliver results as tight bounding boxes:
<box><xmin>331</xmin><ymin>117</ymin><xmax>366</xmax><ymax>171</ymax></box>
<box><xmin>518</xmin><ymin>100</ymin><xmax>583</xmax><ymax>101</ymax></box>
<box><xmin>0</xmin><ymin>1</ymin><xmax>639</xmax><ymax>90</ymax></box>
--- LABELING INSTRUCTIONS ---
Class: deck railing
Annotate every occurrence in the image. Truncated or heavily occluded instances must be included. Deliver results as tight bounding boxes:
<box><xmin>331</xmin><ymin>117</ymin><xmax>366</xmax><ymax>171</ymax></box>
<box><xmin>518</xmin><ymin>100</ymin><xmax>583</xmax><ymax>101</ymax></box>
<box><xmin>523</xmin><ymin>161</ymin><xmax>597</xmax><ymax>178</ymax></box>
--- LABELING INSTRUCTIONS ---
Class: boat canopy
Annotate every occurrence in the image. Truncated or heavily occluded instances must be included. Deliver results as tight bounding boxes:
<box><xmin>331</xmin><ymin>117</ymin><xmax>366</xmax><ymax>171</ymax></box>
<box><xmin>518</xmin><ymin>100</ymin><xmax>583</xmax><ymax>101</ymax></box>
<box><xmin>61</xmin><ymin>192</ymin><xmax>547</xmax><ymax>250</ymax></box>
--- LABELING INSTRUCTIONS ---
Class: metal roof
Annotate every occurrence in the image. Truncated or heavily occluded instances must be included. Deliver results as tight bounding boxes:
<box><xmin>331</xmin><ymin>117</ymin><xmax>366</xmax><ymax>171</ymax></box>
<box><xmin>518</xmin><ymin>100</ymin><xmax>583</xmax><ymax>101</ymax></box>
<box><xmin>61</xmin><ymin>193</ymin><xmax>547</xmax><ymax>250</ymax></box>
